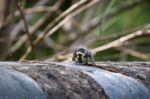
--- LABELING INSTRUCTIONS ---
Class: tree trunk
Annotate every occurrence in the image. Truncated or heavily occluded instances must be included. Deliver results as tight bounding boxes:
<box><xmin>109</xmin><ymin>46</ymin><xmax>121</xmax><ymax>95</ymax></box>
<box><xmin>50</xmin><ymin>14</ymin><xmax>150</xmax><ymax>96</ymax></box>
<box><xmin>0</xmin><ymin>61</ymin><xmax>149</xmax><ymax>99</ymax></box>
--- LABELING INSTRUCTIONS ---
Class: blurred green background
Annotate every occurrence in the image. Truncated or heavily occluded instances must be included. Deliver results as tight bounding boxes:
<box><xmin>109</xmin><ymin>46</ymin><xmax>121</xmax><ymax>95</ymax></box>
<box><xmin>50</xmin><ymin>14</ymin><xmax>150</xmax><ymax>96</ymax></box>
<box><xmin>0</xmin><ymin>0</ymin><xmax>150</xmax><ymax>61</ymax></box>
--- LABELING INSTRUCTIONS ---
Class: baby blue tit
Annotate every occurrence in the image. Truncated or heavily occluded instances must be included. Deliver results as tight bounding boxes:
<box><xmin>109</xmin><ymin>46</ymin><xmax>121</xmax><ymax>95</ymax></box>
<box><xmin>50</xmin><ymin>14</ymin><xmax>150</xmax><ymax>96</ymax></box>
<box><xmin>72</xmin><ymin>48</ymin><xmax>95</xmax><ymax>65</ymax></box>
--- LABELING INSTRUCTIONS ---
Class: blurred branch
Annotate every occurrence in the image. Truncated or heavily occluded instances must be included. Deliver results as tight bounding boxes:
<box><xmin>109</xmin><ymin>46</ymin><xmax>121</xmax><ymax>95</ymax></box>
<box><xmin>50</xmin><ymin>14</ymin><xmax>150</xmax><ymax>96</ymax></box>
<box><xmin>82</xmin><ymin>0</ymin><xmax>144</xmax><ymax>33</ymax></box>
<box><xmin>15</xmin><ymin>0</ymin><xmax>33</xmax><ymax>47</ymax></box>
<box><xmin>45</xmin><ymin>0</ymin><xmax>102</xmax><ymax>45</ymax></box>
<box><xmin>10</xmin><ymin>0</ymin><xmax>63</xmax><ymax>54</ymax></box>
<box><xmin>92</xmin><ymin>28</ymin><xmax>150</xmax><ymax>54</ymax></box>
<box><xmin>19</xmin><ymin>0</ymin><xmax>99</xmax><ymax>61</ymax></box>
<box><xmin>100</xmin><ymin>0</ymin><xmax>116</xmax><ymax>34</ymax></box>
<box><xmin>0</xmin><ymin>0</ymin><xmax>15</xmax><ymax>59</ymax></box>
<box><xmin>33</xmin><ymin>0</ymin><xmax>91</xmax><ymax>45</ymax></box>
<box><xmin>117</xmin><ymin>47</ymin><xmax>150</xmax><ymax>61</ymax></box>
<box><xmin>15</xmin><ymin>6</ymin><xmax>53</xmax><ymax>16</ymax></box>
<box><xmin>0</xmin><ymin>0</ymin><xmax>5</xmax><ymax>28</ymax></box>
<box><xmin>10</xmin><ymin>0</ymin><xmax>53</xmax><ymax>42</ymax></box>
<box><xmin>46</xmin><ymin>53</ymin><xmax>73</xmax><ymax>62</ymax></box>
<box><xmin>85</xmin><ymin>23</ymin><xmax>150</xmax><ymax>47</ymax></box>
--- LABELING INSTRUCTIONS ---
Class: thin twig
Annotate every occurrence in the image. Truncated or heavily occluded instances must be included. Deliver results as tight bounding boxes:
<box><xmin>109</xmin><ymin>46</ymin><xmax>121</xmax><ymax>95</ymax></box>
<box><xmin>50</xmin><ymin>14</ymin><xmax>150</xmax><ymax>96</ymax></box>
<box><xmin>92</xmin><ymin>29</ymin><xmax>150</xmax><ymax>54</ymax></box>
<box><xmin>117</xmin><ymin>47</ymin><xmax>150</xmax><ymax>61</ymax></box>
<box><xmin>100</xmin><ymin>0</ymin><xmax>116</xmax><ymax>34</ymax></box>
<box><xmin>15</xmin><ymin>6</ymin><xmax>53</xmax><ymax>16</ymax></box>
<box><xmin>84</xmin><ymin>24</ymin><xmax>150</xmax><ymax>47</ymax></box>
<box><xmin>15</xmin><ymin>0</ymin><xmax>33</xmax><ymax>47</ymax></box>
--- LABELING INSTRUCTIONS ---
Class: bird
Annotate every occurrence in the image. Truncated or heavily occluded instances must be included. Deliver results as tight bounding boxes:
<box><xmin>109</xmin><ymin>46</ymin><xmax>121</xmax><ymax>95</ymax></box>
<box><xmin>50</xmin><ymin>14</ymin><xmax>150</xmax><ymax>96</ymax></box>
<box><xmin>72</xmin><ymin>47</ymin><xmax>95</xmax><ymax>65</ymax></box>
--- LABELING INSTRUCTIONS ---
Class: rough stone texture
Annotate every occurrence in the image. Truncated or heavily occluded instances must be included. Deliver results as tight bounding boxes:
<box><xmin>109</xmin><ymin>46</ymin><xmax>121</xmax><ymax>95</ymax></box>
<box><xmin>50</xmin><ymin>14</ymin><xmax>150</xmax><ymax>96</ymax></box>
<box><xmin>95</xmin><ymin>62</ymin><xmax>150</xmax><ymax>89</ymax></box>
<box><xmin>55</xmin><ymin>62</ymin><xmax>150</xmax><ymax>99</ymax></box>
<box><xmin>10</xmin><ymin>62</ymin><xmax>107</xmax><ymax>99</ymax></box>
<box><xmin>0</xmin><ymin>61</ymin><xmax>150</xmax><ymax>99</ymax></box>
